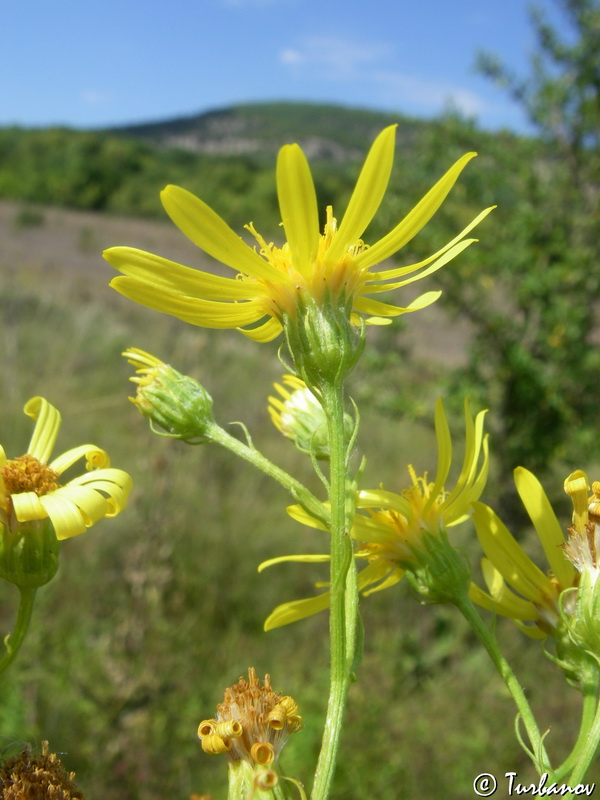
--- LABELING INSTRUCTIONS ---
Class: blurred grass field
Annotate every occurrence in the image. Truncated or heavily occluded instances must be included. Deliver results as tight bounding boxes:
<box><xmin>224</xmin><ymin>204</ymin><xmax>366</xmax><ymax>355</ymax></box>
<box><xmin>0</xmin><ymin>199</ymin><xmax>596</xmax><ymax>799</ymax></box>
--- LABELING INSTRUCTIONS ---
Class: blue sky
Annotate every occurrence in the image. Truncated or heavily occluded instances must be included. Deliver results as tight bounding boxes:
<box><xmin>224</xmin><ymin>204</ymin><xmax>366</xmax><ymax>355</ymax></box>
<box><xmin>1</xmin><ymin>0</ymin><xmax>564</xmax><ymax>133</ymax></box>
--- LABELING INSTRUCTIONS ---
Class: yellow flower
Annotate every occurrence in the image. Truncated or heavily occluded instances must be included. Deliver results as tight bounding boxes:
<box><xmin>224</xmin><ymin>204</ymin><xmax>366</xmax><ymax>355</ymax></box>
<box><xmin>104</xmin><ymin>126</ymin><xmax>493</xmax><ymax>342</ymax></box>
<box><xmin>261</xmin><ymin>398</ymin><xmax>489</xmax><ymax>628</ymax></box>
<box><xmin>0</xmin><ymin>397</ymin><xmax>132</xmax><ymax>541</ymax></box>
<box><xmin>469</xmin><ymin>468</ymin><xmax>577</xmax><ymax>638</ymax></box>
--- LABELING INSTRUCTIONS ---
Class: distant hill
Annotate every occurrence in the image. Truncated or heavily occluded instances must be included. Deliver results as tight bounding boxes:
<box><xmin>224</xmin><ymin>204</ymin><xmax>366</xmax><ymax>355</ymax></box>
<box><xmin>107</xmin><ymin>101</ymin><xmax>425</xmax><ymax>161</ymax></box>
<box><xmin>0</xmin><ymin>100</ymin><xmax>527</xmax><ymax>226</ymax></box>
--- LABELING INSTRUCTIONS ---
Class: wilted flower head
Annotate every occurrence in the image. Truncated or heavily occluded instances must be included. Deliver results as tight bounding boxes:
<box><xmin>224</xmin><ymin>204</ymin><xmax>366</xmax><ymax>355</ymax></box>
<box><xmin>105</xmin><ymin>126</ymin><xmax>492</xmax><ymax>343</ymax></box>
<box><xmin>198</xmin><ymin>668</ymin><xmax>303</xmax><ymax>799</ymax></box>
<box><xmin>560</xmin><ymin>471</ymin><xmax>600</xmax><ymax>663</ymax></box>
<box><xmin>0</xmin><ymin>740</ymin><xmax>84</xmax><ymax>799</ymax></box>
<box><xmin>563</xmin><ymin>470</ymin><xmax>600</xmax><ymax>585</ymax></box>
<box><xmin>198</xmin><ymin>667</ymin><xmax>302</xmax><ymax>765</ymax></box>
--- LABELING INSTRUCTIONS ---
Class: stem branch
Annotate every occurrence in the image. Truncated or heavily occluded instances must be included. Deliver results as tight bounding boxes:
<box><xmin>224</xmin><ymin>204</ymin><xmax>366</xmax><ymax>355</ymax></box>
<box><xmin>0</xmin><ymin>586</ymin><xmax>37</xmax><ymax>677</ymax></box>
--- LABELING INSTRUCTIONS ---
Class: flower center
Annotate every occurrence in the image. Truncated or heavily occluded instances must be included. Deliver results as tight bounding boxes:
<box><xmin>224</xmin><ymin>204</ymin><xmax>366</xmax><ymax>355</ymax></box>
<box><xmin>244</xmin><ymin>207</ymin><xmax>368</xmax><ymax>318</ymax></box>
<box><xmin>1</xmin><ymin>455</ymin><xmax>60</xmax><ymax>498</ymax></box>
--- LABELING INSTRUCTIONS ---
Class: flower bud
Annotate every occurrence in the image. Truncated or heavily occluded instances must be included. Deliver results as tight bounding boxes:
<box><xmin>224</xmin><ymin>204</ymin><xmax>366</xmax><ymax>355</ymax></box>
<box><xmin>124</xmin><ymin>348</ymin><xmax>215</xmax><ymax>442</ymax></box>
<box><xmin>268</xmin><ymin>375</ymin><xmax>354</xmax><ymax>460</ymax></box>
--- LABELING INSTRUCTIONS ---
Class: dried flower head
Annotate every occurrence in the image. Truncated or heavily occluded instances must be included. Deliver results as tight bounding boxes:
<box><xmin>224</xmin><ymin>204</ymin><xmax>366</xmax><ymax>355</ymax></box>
<box><xmin>0</xmin><ymin>740</ymin><xmax>84</xmax><ymax>800</ymax></box>
<box><xmin>198</xmin><ymin>667</ymin><xmax>302</xmax><ymax>766</ymax></box>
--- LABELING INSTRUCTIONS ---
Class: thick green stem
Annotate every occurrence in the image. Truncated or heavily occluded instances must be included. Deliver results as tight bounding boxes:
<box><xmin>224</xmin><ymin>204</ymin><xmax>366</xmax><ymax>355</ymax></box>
<box><xmin>310</xmin><ymin>382</ymin><xmax>358</xmax><ymax>800</ymax></box>
<box><xmin>0</xmin><ymin>586</ymin><xmax>37</xmax><ymax>677</ymax></box>
<box><xmin>456</xmin><ymin>594</ymin><xmax>553</xmax><ymax>775</ymax></box>
<box><xmin>206</xmin><ymin>423</ymin><xmax>328</xmax><ymax>527</ymax></box>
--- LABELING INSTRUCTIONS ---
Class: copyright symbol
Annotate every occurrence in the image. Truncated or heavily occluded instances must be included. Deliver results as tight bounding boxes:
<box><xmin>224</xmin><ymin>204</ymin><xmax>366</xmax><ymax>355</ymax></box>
<box><xmin>473</xmin><ymin>773</ymin><xmax>497</xmax><ymax>796</ymax></box>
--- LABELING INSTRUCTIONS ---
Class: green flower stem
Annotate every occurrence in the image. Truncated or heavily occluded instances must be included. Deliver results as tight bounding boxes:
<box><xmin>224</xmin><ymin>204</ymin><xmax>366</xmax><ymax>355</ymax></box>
<box><xmin>456</xmin><ymin>594</ymin><xmax>553</xmax><ymax>775</ymax></box>
<box><xmin>205</xmin><ymin>423</ymin><xmax>328</xmax><ymax>527</ymax></box>
<box><xmin>553</xmin><ymin>682</ymin><xmax>599</xmax><ymax>782</ymax></box>
<box><xmin>0</xmin><ymin>586</ymin><xmax>37</xmax><ymax>677</ymax></box>
<box><xmin>310</xmin><ymin>381</ymin><xmax>358</xmax><ymax>800</ymax></box>
<box><xmin>561</xmin><ymin>695</ymin><xmax>600</xmax><ymax>796</ymax></box>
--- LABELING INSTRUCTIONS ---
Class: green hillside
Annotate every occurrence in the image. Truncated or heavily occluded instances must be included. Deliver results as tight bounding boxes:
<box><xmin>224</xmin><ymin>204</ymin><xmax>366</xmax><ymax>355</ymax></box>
<box><xmin>108</xmin><ymin>100</ymin><xmax>425</xmax><ymax>158</ymax></box>
<box><xmin>0</xmin><ymin>100</ymin><xmax>528</xmax><ymax>233</ymax></box>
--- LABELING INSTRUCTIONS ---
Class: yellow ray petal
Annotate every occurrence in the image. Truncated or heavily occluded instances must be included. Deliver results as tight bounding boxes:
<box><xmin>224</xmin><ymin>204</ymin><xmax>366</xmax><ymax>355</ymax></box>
<box><xmin>356</xmin><ymin>489</ymin><xmax>412</xmax><ymax>516</ymax></box>
<box><xmin>367</xmin><ymin>207</ymin><xmax>495</xmax><ymax>282</ymax></box>
<box><xmin>44</xmin><ymin>485</ymin><xmax>109</xmax><ymax>528</ymax></box>
<box><xmin>160</xmin><ymin>185</ymin><xmax>281</xmax><ymax>281</ymax></box>
<box><xmin>351</xmin><ymin>513</ymin><xmax>401</xmax><ymax>543</ymax></box>
<box><xmin>11</xmin><ymin>491</ymin><xmax>46</xmax><ymax>523</ymax></box>
<box><xmin>238</xmin><ymin>317</ymin><xmax>283</xmax><ymax>342</ymax></box>
<box><xmin>325</xmin><ymin>125</ymin><xmax>397</xmax><ymax>264</ymax></box>
<box><xmin>24</xmin><ymin>397</ymin><xmax>61</xmax><ymax>463</ymax></box>
<box><xmin>264</xmin><ymin>592</ymin><xmax>331</xmax><ymax>630</ymax></box>
<box><xmin>103</xmin><ymin>247</ymin><xmax>259</xmax><ymax>299</ymax></box>
<box><xmin>514</xmin><ymin>467</ymin><xmax>575</xmax><ymax>588</ymax></box>
<box><xmin>354</xmin><ymin>152</ymin><xmax>477</xmax><ymax>270</ymax></box>
<box><xmin>37</xmin><ymin>491</ymin><xmax>91</xmax><ymax>539</ymax></box>
<box><xmin>356</xmin><ymin>561</ymin><xmax>403</xmax><ymax>595</ymax></box>
<box><xmin>353</xmin><ymin>290</ymin><xmax>442</xmax><ymax>318</ymax></box>
<box><xmin>480</xmin><ymin>559</ymin><xmax>542</xmax><ymax>620</ymax></box>
<box><xmin>286</xmin><ymin>504</ymin><xmax>329</xmax><ymax>531</ymax></box>
<box><xmin>110</xmin><ymin>277</ymin><xmax>266</xmax><ymax>328</ymax></box>
<box><xmin>468</xmin><ymin>578</ymin><xmax>540</xmax><ymax>622</ymax></box>
<box><xmin>276</xmin><ymin>144</ymin><xmax>320</xmax><ymax>276</ymax></box>
<box><xmin>472</xmin><ymin>501</ymin><xmax>555</xmax><ymax>604</ymax></box>
<box><xmin>424</xmin><ymin>398</ymin><xmax>452</xmax><ymax>517</ymax></box>
<box><xmin>364</xmin><ymin>238</ymin><xmax>477</xmax><ymax>295</ymax></box>
<box><xmin>68</xmin><ymin>469</ymin><xmax>132</xmax><ymax>515</ymax></box>
<box><xmin>258</xmin><ymin>554</ymin><xmax>330</xmax><ymax>572</ymax></box>
<box><xmin>443</xmin><ymin>402</ymin><xmax>488</xmax><ymax>521</ymax></box>
<box><xmin>50</xmin><ymin>445</ymin><xmax>110</xmax><ymax>475</ymax></box>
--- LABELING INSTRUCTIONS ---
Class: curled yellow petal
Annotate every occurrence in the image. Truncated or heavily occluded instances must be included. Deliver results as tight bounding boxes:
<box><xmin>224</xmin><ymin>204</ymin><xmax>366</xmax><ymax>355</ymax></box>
<box><xmin>24</xmin><ymin>397</ymin><xmax>61</xmax><ymax>464</ymax></box>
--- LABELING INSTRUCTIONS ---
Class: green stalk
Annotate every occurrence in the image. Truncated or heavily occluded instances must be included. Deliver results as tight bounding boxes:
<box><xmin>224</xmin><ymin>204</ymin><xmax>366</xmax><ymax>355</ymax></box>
<box><xmin>562</xmin><ymin>696</ymin><xmax>600</xmax><ymax>796</ymax></box>
<box><xmin>205</xmin><ymin>423</ymin><xmax>328</xmax><ymax>527</ymax></box>
<box><xmin>0</xmin><ymin>586</ymin><xmax>37</xmax><ymax>677</ymax></box>
<box><xmin>456</xmin><ymin>594</ymin><xmax>553</xmax><ymax>775</ymax></box>
<box><xmin>553</xmin><ymin>683</ymin><xmax>599</xmax><ymax>782</ymax></box>
<box><xmin>310</xmin><ymin>381</ymin><xmax>358</xmax><ymax>800</ymax></box>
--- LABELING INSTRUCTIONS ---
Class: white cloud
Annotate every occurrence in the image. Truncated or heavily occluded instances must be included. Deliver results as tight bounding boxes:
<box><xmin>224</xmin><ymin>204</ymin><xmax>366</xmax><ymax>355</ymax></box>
<box><xmin>279</xmin><ymin>35</ymin><xmax>391</xmax><ymax>79</ymax></box>
<box><xmin>81</xmin><ymin>89</ymin><xmax>113</xmax><ymax>107</ymax></box>
<box><xmin>372</xmin><ymin>71</ymin><xmax>485</xmax><ymax>118</ymax></box>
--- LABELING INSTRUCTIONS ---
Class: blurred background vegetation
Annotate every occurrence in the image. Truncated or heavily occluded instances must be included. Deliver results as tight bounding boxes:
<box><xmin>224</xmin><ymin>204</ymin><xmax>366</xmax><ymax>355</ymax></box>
<box><xmin>0</xmin><ymin>0</ymin><xmax>598</xmax><ymax>797</ymax></box>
